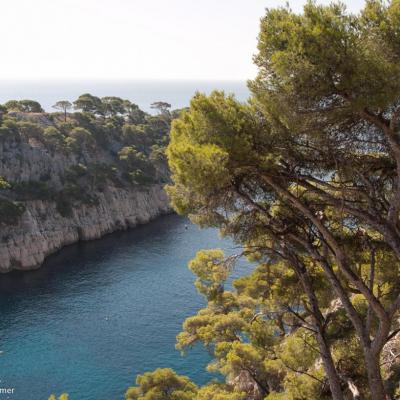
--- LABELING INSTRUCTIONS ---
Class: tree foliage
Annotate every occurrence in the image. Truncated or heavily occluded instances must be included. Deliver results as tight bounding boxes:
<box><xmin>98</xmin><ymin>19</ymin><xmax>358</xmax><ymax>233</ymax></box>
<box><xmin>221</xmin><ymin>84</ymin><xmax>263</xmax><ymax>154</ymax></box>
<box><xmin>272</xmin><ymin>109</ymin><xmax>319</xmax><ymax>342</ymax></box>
<box><xmin>151</xmin><ymin>101</ymin><xmax>172</xmax><ymax>115</ymax></box>
<box><xmin>161</xmin><ymin>1</ymin><xmax>400</xmax><ymax>400</ymax></box>
<box><xmin>125</xmin><ymin>368</ymin><xmax>198</xmax><ymax>400</ymax></box>
<box><xmin>73</xmin><ymin>93</ymin><xmax>103</xmax><ymax>114</ymax></box>
<box><xmin>52</xmin><ymin>100</ymin><xmax>72</xmax><ymax>122</ymax></box>
<box><xmin>66</xmin><ymin>127</ymin><xmax>96</xmax><ymax>153</ymax></box>
<box><xmin>4</xmin><ymin>99</ymin><xmax>44</xmax><ymax>113</ymax></box>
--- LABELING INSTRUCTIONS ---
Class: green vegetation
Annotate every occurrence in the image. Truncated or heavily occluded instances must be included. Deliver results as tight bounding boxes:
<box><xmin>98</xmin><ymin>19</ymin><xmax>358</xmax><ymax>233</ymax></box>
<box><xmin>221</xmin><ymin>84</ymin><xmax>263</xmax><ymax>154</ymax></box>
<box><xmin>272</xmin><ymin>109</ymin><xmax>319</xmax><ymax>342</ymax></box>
<box><xmin>27</xmin><ymin>0</ymin><xmax>400</xmax><ymax>398</ymax></box>
<box><xmin>13</xmin><ymin>181</ymin><xmax>55</xmax><ymax>201</ymax></box>
<box><xmin>42</xmin><ymin>126</ymin><xmax>65</xmax><ymax>151</ymax></box>
<box><xmin>0</xmin><ymin>176</ymin><xmax>10</xmax><ymax>190</ymax></box>
<box><xmin>126</xmin><ymin>368</ymin><xmax>198</xmax><ymax>400</ymax></box>
<box><xmin>65</xmin><ymin>127</ymin><xmax>96</xmax><ymax>153</ymax></box>
<box><xmin>16</xmin><ymin>121</ymin><xmax>44</xmax><ymax>141</ymax></box>
<box><xmin>0</xmin><ymin>176</ymin><xmax>25</xmax><ymax>225</ymax></box>
<box><xmin>4</xmin><ymin>99</ymin><xmax>44</xmax><ymax>113</ymax></box>
<box><xmin>48</xmin><ymin>394</ymin><xmax>69</xmax><ymax>400</ymax></box>
<box><xmin>0</xmin><ymin>95</ymin><xmax>174</xmax><ymax>225</ymax></box>
<box><xmin>0</xmin><ymin>199</ymin><xmax>25</xmax><ymax>225</ymax></box>
<box><xmin>124</xmin><ymin>1</ymin><xmax>400</xmax><ymax>400</ymax></box>
<box><xmin>52</xmin><ymin>100</ymin><xmax>72</xmax><ymax>122</ymax></box>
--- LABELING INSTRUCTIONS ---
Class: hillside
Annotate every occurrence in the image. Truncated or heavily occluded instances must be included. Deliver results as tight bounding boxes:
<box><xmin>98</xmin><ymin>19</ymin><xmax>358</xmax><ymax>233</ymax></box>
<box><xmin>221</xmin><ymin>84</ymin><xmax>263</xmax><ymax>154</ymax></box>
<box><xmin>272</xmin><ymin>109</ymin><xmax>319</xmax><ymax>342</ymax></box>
<box><xmin>0</xmin><ymin>95</ymin><xmax>174</xmax><ymax>271</ymax></box>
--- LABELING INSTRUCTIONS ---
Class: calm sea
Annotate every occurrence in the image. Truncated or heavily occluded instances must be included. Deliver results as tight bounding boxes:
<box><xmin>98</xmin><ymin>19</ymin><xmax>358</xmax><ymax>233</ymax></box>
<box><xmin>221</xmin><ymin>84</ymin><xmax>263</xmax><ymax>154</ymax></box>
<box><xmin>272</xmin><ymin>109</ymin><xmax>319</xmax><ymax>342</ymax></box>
<box><xmin>0</xmin><ymin>215</ymin><xmax>251</xmax><ymax>400</ymax></box>
<box><xmin>0</xmin><ymin>80</ymin><xmax>250</xmax><ymax>113</ymax></box>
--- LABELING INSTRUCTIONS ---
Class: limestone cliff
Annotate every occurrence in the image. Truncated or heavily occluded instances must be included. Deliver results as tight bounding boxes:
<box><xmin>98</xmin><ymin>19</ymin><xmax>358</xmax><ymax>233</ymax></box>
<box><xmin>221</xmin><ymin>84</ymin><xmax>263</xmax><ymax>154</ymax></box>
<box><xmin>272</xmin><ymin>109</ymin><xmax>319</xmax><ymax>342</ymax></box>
<box><xmin>0</xmin><ymin>103</ymin><xmax>173</xmax><ymax>272</ymax></box>
<box><xmin>0</xmin><ymin>185</ymin><xmax>170</xmax><ymax>272</ymax></box>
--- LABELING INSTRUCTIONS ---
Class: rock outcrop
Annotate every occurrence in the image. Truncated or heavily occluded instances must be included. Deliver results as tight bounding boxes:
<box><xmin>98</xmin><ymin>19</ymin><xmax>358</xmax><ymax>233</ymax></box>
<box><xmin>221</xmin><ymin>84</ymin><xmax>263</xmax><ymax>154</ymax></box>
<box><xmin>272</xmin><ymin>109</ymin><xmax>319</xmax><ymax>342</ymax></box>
<box><xmin>0</xmin><ymin>184</ymin><xmax>170</xmax><ymax>272</ymax></box>
<box><xmin>0</xmin><ymin>110</ymin><xmax>172</xmax><ymax>272</ymax></box>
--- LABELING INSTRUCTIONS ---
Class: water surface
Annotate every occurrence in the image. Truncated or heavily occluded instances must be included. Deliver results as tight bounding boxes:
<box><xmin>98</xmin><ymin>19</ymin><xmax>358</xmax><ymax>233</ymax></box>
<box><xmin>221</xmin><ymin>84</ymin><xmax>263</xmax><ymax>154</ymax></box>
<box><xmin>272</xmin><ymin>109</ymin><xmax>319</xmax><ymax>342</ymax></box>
<box><xmin>0</xmin><ymin>215</ymin><xmax>249</xmax><ymax>400</ymax></box>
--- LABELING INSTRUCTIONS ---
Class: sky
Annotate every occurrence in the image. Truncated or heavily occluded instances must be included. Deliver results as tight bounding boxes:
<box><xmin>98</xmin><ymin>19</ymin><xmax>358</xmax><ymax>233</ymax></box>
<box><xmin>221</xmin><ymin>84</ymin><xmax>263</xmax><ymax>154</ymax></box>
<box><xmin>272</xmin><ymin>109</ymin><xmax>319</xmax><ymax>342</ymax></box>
<box><xmin>0</xmin><ymin>0</ymin><xmax>367</xmax><ymax>81</ymax></box>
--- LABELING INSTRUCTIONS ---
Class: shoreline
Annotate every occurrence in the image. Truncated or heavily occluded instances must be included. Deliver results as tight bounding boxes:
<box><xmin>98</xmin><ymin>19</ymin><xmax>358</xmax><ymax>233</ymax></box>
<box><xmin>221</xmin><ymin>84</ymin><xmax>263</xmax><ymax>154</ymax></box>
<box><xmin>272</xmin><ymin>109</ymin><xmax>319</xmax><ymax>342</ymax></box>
<box><xmin>0</xmin><ymin>185</ymin><xmax>172</xmax><ymax>273</ymax></box>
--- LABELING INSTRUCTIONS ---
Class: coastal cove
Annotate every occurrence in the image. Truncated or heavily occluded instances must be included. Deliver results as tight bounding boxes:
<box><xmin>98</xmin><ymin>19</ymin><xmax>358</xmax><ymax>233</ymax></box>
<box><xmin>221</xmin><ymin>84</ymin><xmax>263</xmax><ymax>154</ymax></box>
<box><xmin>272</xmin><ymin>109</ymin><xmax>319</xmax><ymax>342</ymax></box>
<box><xmin>2</xmin><ymin>0</ymin><xmax>400</xmax><ymax>397</ymax></box>
<box><xmin>0</xmin><ymin>214</ymin><xmax>251</xmax><ymax>400</ymax></box>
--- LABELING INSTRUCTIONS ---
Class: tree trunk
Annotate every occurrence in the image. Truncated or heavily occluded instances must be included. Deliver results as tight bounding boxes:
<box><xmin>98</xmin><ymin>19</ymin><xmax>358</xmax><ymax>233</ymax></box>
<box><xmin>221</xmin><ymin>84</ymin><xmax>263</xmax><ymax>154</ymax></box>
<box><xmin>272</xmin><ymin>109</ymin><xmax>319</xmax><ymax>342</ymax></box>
<box><xmin>288</xmin><ymin>238</ymin><xmax>388</xmax><ymax>399</ymax></box>
<box><xmin>316</xmin><ymin>332</ymin><xmax>345</xmax><ymax>400</ymax></box>
<box><xmin>365</xmin><ymin>351</ymin><xmax>387</xmax><ymax>400</ymax></box>
<box><xmin>288</xmin><ymin>254</ymin><xmax>345</xmax><ymax>400</ymax></box>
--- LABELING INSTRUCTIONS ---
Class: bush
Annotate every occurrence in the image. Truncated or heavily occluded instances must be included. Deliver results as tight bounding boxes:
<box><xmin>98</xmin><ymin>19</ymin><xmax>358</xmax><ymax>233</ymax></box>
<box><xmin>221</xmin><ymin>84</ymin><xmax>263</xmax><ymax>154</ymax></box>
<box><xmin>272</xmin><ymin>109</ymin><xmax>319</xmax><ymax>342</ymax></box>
<box><xmin>64</xmin><ymin>164</ymin><xmax>88</xmax><ymax>182</ymax></box>
<box><xmin>66</xmin><ymin>127</ymin><xmax>96</xmax><ymax>153</ymax></box>
<box><xmin>0</xmin><ymin>119</ymin><xmax>19</xmax><ymax>142</ymax></box>
<box><xmin>43</xmin><ymin>127</ymin><xmax>65</xmax><ymax>151</ymax></box>
<box><xmin>56</xmin><ymin>196</ymin><xmax>73</xmax><ymax>218</ymax></box>
<box><xmin>62</xmin><ymin>183</ymin><xmax>99</xmax><ymax>206</ymax></box>
<box><xmin>57</xmin><ymin>122</ymin><xmax>74</xmax><ymax>136</ymax></box>
<box><xmin>122</xmin><ymin>124</ymin><xmax>150</xmax><ymax>151</ymax></box>
<box><xmin>0</xmin><ymin>200</ymin><xmax>25</xmax><ymax>225</ymax></box>
<box><xmin>127</xmin><ymin>169</ymin><xmax>155</xmax><ymax>186</ymax></box>
<box><xmin>13</xmin><ymin>181</ymin><xmax>55</xmax><ymax>201</ymax></box>
<box><xmin>89</xmin><ymin>163</ymin><xmax>118</xmax><ymax>188</ymax></box>
<box><xmin>0</xmin><ymin>177</ymin><xmax>10</xmax><ymax>190</ymax></box>
<box><xmin>17</xmin><ymin>121</ymin><xmax>44</xmax><ymax>141</ymax></box>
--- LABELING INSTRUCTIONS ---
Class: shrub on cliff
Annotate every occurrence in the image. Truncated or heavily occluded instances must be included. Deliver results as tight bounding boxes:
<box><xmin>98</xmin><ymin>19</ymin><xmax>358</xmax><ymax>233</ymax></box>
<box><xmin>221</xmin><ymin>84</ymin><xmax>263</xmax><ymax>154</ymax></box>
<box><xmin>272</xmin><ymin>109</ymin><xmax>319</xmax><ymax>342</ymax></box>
<box><xmin>0</xmin><ymin>177</ymin><xmax>10</xmax><ymax>190</ymax></box>
<box><xmin>0</xmin><ymin>120</ymin><xmax>20</xmax><ymax>145</ymax></box>
<box><xmin>71</xmin><ymin>112</ymin><xmax>98</xmax><ymax>134</ymax></box>
<box><xmin>13</xmin><ymin>180</ymin><xmax>55</xmax><ymax>201</ymax></box>
<box><xmin>65</xmin><ymin>127</ymin><xmax>96</xmax><ymax>153</ymax></box>
<box><xmin>0</xmin><ymin>199</ymin><xmax>25</xmax><ymax>225</ymax></box>
<box><xmin>118</xmin><ymin>146</ymin><xmax>148</xmax><ymax>168</ymax></box>
<box><xmin>118</xmin><ymin>145</ymin><xmax>158</xmax><ymax>185</ymax></box>
<box><xmin>64</xmin><ymin>163</ymin><xmax>117</xmax><ymax>191</ymax></box>
<box><xmin>122</xmin><ymin>124</ymin><xmax>150</xmax><ymax>151</ymax></box>
<box><xmin>15</xmin><ymin>121</ymin><xmax>45</xmax><ymax>143</ymax></box>
<box><xmin>43</xmin><ymin>126</ymin><xmax>66</xmax><ymax>151</ymax></box>
<box><xmin>55</xmin><ymin>196</ymin><xmax>73</xmax><ymax>218</ymax></box>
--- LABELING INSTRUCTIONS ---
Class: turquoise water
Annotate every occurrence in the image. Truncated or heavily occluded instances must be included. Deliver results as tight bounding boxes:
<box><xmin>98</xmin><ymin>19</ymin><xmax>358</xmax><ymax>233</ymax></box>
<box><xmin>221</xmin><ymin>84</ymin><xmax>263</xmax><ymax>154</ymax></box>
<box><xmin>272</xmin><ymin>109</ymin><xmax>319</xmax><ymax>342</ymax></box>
<box><xmin>0</xmin><ymin>215</ymin><xmax>250</xmax><ymax>400</ymax></box>
<box><xmin>0</xmin><ymin>80</ymin><xmax>249</xmax><ymax>113</ymax></box>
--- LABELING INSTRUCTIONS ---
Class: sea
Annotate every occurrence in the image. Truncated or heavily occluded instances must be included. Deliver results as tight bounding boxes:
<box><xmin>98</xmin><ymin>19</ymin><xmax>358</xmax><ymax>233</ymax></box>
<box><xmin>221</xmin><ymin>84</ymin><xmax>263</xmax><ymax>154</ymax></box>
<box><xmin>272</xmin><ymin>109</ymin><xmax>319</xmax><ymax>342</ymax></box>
<box><xmin>0</xmin><ymin>80</ymin><xmax>250</xmax><ymax>113</ymax></box>
<box><xmin>0</xmin><ymin>216</ymin><xmax>251</xmax><ymax>400</ymax></box>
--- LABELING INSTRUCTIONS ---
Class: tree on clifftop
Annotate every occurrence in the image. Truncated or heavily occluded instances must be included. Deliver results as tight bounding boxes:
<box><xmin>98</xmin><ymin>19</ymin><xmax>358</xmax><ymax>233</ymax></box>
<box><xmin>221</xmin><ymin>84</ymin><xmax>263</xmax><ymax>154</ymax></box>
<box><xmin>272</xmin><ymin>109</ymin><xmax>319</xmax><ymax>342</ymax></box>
<box><xmin>73</xmin><ymin>93</ymin><xmax>104</xmax><ymax>115</ymax></box>
<box><xmin>4</xmin><ymin>99</ymin><xmax>44</xmax><ymax>113</ymax></box>
<box><xmin>151</xmin><ymin>101</ymin><xmax>171</xmax><ymax>115</ymax></box>
<box><xmin>52</xmin><ymin>100</ymin><xmax>72</xmax><ymax>122</ymax></box>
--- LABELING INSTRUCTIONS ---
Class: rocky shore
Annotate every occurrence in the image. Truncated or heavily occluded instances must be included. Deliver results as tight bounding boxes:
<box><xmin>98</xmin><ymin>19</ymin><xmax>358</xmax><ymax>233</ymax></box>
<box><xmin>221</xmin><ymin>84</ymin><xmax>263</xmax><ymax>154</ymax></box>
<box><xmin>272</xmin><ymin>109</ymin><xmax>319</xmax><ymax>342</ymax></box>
<box><xmin>0</xmin><ymin>184</ymin><xmax>171</xmax><ymax>272</ymax></box>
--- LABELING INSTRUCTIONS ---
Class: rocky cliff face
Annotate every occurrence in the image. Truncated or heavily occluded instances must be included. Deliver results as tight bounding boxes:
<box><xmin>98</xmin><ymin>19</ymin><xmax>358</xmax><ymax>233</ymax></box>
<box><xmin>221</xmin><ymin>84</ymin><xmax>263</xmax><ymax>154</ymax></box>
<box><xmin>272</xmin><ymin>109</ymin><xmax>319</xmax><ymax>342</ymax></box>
<box><xmin>0</xmin><ymin>185</ymin><xmax>170</xmax><ymax>272</ymax></box>
<box><xmin>0</xmin><ymin>110</ymin><xmax>172</xmax><ymax>272</ymax></box>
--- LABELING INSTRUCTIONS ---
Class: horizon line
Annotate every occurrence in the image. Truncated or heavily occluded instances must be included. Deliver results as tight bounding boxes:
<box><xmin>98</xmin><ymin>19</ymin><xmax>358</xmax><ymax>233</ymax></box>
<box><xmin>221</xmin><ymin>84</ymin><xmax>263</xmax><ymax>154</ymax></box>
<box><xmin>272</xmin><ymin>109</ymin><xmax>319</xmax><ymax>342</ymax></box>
<box><xmin>0</xmin><ymin>77</ymin><xmax>250</xmax><ymax>83</ymax></box>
